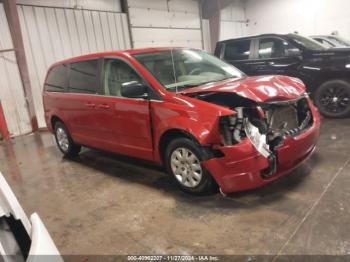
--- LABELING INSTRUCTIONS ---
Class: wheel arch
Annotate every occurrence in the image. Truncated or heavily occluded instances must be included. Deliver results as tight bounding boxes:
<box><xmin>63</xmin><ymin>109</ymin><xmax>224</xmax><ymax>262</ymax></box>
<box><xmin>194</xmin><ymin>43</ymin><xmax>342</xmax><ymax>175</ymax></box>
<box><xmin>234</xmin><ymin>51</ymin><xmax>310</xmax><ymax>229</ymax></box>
<box><xmin>311</xmin><ymin>74</ymin><xmax>350</xmax><ymax>97</ymax></box>
<box><xmin>50</xmin><ymin>115</ymin><xmax>64</xmax><ymax>130</ymax></box>
<box><xmin>158</xmin><ymin>128</ymin><xmax>200</xmax><ymax>165</ymax></box>
<box><xmin>158</xmin><ymin>128</ymin><xmax>221</xmax><ymax>194</ymax></box>
<box><xmin>313</xmin><ymin>78</ymin><xmax>350</xmax><ymax>117</ymax></box>
<box><xmin>157</xmin><ymin>128</ymin><xmax>223</xmax><ymax>165</ymax></box>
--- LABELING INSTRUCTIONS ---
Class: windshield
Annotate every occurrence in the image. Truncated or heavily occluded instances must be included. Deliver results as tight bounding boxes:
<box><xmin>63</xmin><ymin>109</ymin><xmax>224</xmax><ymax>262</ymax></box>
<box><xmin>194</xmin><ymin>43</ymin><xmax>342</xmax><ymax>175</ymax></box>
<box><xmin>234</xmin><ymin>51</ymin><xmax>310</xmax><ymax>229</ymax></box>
<box><xmin>327</xmin><ymin>36</ymin><xmax>350</xmax><ymax>47</ymax></box>
<box><xmin>288</xmin><ymin>34</ymin><xmax>326</xmax><ymax>51</ymax></box>
<box><xmin>133</xmin><ymin>49</ymin><xmax>244</xmax><ymax>91</ymax></box>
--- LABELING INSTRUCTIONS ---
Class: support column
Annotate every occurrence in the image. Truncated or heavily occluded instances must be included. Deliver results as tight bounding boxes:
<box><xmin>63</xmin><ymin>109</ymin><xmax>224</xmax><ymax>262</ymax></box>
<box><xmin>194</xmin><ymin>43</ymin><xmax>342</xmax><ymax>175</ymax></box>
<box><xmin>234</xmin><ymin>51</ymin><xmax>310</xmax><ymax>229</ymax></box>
<box><xmin>201</xmin><ymin>0</ymin><xmax>221</xmax><ymax>52</ymax></box>
<box><xmin>120</xmin><ymin>0</ymin><xmax>134</xmax><ymax>48</ymax></box>
<box><xmin>201</xmin><ymin>0</ymin><xmax>238</xmax><ymax>52</ymax></box>
<box><xmin>2</xmin><ymin>0</ymin><xmax>38</xmax><ymax>131</ymax></box>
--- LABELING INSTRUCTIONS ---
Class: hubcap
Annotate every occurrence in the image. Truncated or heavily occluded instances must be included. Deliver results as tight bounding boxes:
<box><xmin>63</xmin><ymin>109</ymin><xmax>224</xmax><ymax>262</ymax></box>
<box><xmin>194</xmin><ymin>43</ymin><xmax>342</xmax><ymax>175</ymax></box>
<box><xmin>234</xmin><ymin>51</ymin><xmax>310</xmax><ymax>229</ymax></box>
<box><xmin>170</xmin><ymin>148</ymin><xmax>202</xmax><ymax>188</ymax></box>
<box><xmin>320</xmin><ymin>86</ymin><xmax>350</xmax><ymax>114</ymax></box>
<box><xmin>56</xmin><ymin>127</ymin><xmax>69</xmax><ymax>152</ymax></box>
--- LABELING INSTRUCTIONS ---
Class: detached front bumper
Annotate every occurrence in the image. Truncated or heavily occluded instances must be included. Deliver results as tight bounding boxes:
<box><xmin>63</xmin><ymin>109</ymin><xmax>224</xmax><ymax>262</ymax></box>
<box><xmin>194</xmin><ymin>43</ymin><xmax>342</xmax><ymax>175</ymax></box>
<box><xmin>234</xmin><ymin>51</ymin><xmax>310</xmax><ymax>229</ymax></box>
<box><xmin>202</xmin><ymin>108</ymin><xmax>321</xmax><ymax>194</ymax></box>
<box><xmin>0</xmin><ymin>173</ymin><xmax>62</xmax><ymax>261</ymax></box>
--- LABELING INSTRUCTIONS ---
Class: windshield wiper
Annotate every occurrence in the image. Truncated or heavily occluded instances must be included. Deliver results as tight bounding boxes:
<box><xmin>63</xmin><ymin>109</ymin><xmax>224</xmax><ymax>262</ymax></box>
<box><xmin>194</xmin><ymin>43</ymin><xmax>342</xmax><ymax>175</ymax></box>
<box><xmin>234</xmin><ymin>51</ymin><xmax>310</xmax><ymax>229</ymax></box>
<box><xmin>196</xmin><ymin>77</ymin><xmax>235</xmax><ymax>86</ymax></box>
<box><xmin>167</xmin><ymin>83</ymin><xmax>202</xmax><ymax>91</ymax></box>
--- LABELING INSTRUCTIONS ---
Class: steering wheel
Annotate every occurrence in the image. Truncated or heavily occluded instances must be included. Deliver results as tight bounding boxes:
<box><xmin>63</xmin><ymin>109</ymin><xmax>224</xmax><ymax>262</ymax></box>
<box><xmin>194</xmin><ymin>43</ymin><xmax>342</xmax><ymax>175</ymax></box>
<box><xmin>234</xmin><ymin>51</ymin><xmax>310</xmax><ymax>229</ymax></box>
<box><xmin>189</xmin><ymin>68</ymin><xmax>203</xmax><ymax>75</ymax></box>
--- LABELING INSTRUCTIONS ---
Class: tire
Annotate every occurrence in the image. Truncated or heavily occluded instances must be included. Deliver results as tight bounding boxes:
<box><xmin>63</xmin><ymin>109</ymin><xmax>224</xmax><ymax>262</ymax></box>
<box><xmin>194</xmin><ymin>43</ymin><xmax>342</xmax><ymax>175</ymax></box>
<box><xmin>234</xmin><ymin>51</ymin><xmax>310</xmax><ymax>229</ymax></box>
<box><xmin>54</xmin><ymin>121</ymin><xmax>81</xmax><ymax>157</ymax></box>
<box><xmin>314</xmin><ymin>80</ymin><xmax>350</xmax><ymax>118</ymax></box>
<box><xmin>164</xmin><ymin>137</ymin><xmax>217</xmax><ymax>195</ymax></box>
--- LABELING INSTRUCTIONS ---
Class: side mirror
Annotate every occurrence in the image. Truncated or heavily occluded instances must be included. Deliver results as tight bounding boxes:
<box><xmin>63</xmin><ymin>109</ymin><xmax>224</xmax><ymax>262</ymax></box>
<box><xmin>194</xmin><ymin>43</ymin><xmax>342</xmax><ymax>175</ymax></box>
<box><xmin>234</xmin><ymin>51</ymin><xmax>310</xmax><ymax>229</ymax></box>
<box><xmin>286</xmin><ymin>48</ymin><xmax>302</xmax><ymax>57</ymax></box>
<box><xmin>121</xmin><ymin>81</ymin><xmax>148</xmax><ymax>99</ymax></box>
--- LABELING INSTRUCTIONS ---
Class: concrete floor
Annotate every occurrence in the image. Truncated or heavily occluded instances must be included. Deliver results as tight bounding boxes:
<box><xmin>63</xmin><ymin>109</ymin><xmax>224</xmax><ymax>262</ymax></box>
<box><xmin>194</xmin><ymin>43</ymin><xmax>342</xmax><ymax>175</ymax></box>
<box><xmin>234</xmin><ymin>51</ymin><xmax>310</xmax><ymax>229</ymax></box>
<box><xmin>1</xmin><ymin>118</ymin><xmax>350</xmax><ymax>257</ymax></box>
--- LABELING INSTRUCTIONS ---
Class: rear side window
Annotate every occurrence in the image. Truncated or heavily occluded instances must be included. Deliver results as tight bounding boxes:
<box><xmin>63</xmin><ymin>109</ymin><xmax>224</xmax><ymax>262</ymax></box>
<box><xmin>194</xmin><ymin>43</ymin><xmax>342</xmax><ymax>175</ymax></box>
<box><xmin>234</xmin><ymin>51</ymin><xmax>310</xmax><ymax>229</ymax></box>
<box><xmin>224</xmin><ymin>40</ymin><xmax>251</xmax><ymax>60</ymax></box>
<box><xmin>45</xmin><ymin>64</ymin><xmax>68</xmax><ymax>92</ymax></box>
<box><xmin>69</xmin><ymin>60</ymin><xmax>98</xmax><ymax>94</ymax></box>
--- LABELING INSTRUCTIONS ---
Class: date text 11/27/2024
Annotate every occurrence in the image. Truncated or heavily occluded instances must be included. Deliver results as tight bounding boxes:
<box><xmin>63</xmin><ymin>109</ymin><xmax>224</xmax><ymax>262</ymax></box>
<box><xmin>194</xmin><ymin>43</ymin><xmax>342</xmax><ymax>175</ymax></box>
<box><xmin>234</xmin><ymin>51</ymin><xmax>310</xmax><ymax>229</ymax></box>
<box><xmin>127</xmin><ymin>255</ymin><xmax>220</xmax><ymax>261</ymax></box>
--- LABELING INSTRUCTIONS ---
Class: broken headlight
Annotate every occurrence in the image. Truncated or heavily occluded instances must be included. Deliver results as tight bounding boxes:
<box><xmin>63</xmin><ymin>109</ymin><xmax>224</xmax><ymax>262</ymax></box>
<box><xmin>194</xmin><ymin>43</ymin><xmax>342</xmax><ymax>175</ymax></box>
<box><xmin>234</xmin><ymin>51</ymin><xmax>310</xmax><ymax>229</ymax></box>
<box><xmin>244</xmin><ymin>118</ymin><xmax>272</xmax><ymax>158</ymax></box>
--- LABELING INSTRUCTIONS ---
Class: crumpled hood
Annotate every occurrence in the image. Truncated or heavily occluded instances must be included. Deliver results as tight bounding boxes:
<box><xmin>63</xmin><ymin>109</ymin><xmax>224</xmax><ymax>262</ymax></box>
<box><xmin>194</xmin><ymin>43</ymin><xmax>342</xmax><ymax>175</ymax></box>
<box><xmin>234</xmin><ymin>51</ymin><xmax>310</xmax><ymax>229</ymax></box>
<box><xmin>181</xmin><ymin>75</ymin><xmax>306</xmax><ymax>103</ymax></box>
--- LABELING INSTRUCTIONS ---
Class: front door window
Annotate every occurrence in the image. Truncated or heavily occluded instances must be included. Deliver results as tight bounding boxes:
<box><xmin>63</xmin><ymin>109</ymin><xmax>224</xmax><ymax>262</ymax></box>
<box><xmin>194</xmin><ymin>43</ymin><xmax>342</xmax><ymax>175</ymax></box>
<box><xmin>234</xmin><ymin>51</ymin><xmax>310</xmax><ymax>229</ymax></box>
<box><xmin>103</xmin><ymin>59</ymin><xmax>143</xmax><ymax>97</ymax></box>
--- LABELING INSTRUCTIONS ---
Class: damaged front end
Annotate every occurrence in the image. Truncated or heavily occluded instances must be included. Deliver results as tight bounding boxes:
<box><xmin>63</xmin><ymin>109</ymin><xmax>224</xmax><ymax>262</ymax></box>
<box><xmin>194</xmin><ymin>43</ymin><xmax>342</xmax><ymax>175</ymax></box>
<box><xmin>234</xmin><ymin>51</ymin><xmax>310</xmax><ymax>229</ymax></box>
<box><xmin>194</xmin><ymin>92</ymin><xmax>314</xmax><ymax>177</ymax></box>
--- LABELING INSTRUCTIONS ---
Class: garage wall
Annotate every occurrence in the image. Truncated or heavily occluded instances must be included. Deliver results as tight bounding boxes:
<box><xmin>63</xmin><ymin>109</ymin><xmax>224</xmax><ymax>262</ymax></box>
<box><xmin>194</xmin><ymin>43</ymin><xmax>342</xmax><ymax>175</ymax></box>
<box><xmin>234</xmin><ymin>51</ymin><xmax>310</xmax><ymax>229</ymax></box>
<box><xmin>128</xmin><ymin>0</ymin><xmax>203</xmax><ymax>49</ymax></box>
<box><xmin>246</xmin><ymin>0</ymin><xmax>350</xmax><ymax>39</ymax></box>
<box><xmin>16</xmin><ymin>0</ymin><xmax>122</xmax><ymax>12</ymax></box>
<box><xmin>17</xmin><ymin>3</ymin><xmax>130</xmax><ymax>128</ymax></box>
<box><xmin>0</xmin><ymin>3</ymin><xmax>32</xmax><ymax>137</ymax></box>
<box><xmin>219</xmin><ymin>0</ymin><xmax>247</xmax><ymax>41</ymax></box>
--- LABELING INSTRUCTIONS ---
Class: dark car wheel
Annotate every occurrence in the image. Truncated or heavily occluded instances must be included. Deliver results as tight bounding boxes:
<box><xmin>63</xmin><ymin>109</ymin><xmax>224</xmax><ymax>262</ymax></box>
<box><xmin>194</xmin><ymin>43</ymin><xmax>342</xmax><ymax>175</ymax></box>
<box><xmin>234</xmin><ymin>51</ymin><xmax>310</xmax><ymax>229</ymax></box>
<box><xmin>315</xmin><ymin>80</ymin><xmax>350</xmax><ymax>118</ymax></box>
<box><xmin>164</xmin><ymin>138</ymin><xmax>217</xmax><ymax>195</ymax></box>
<box><xmin>54</xmin><ymin>121</ymin><xmax>81</xmax><ymax>157</ymax></box>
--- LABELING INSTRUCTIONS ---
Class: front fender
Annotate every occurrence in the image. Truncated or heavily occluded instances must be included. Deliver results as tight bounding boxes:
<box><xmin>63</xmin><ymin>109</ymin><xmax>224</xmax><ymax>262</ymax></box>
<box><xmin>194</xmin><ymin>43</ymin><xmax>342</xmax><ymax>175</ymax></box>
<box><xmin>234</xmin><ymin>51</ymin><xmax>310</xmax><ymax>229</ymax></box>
<box><xmin>151</xmin><ymin>96</ymin><xmax>235</xmax><ymax>163</ymax></box>
<box><xmin>158</xmin><ymin>116</ymin><xmax>216</xmax><ymax>143</ymax></box>
<box><xmin>153</xmin><ymin>112</ymin><xmax>228</xmax><ymax>163</ymax></box>
<box><xmin>153</xmin><ymin>116</ymin><xmax>219</xmax><ymax>163</ymax></box>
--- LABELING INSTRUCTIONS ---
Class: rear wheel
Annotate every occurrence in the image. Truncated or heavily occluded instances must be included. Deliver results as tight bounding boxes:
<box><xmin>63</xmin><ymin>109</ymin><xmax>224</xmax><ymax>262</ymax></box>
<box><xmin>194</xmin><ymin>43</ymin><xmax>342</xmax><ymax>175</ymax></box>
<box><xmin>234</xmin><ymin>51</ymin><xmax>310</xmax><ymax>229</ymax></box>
<box><xmin>314</xmin><ymin>80</ymin><xmax>350</xmax><ymax>118</ymax></box>
<box><xmin>54</xmin><ymin>121</ymin><xmax>81</xmax><ymax>157</ymax></box>
<box><xmin>164</xmin><ymin>138</ymin><xmax>217</xmax><ymax>195</ymax></box>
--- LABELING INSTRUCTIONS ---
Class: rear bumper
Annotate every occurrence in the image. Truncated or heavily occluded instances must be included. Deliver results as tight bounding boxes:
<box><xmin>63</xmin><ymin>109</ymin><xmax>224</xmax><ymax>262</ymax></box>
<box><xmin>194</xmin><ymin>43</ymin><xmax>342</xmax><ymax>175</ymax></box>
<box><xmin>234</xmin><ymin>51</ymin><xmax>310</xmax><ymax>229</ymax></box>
<box><xmin>202</xmin><ymin>108</ymin><xmax>321</xmax><ymax>194</ymax></box>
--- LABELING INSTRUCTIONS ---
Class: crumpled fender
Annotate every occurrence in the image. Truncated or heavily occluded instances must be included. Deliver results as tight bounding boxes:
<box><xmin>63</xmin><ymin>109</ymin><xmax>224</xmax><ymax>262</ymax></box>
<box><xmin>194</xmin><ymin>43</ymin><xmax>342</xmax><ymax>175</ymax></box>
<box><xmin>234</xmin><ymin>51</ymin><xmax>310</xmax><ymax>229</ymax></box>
<box><xmin>158</xmin><ymin>115</ymin><xmax>215</xmax><ymax>144</ymax></box>
<box><xmin>152</xmin><ymin>96</ymin><xmax>235</xmax><ymax>162</ymax></box>
<box><xmin>153</xmin><ymin>115</ymin><xmax>217</xmax><ymax>163</ymax></box>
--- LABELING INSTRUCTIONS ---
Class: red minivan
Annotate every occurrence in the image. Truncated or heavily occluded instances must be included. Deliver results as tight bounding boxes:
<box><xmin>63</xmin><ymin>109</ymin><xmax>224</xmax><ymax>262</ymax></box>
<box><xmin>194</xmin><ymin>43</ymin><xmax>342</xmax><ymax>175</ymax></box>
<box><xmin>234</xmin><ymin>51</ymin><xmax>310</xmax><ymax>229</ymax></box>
<box><xmin>43</xmin><ymin>48</ymin><xmax>320</xmax><ymax>195</ymax></box>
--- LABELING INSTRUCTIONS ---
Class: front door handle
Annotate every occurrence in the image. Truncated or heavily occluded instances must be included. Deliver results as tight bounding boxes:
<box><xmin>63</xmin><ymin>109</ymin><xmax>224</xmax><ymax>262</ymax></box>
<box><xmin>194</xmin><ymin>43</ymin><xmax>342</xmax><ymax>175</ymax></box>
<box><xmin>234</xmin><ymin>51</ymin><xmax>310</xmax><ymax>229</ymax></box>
<box><xmin>85</xmin><ymin>102</ymin><xmax>95</xmax><ymax>108</ymax></box>
<box><xmin>246</xmin><ymin>61</ymin><xmax>265</xmax><ymax>65</ymax></box>
<box><xmin>98</xmin><ymin>104</ymin><xmax>111</xmax><ymax>109</ymax></box>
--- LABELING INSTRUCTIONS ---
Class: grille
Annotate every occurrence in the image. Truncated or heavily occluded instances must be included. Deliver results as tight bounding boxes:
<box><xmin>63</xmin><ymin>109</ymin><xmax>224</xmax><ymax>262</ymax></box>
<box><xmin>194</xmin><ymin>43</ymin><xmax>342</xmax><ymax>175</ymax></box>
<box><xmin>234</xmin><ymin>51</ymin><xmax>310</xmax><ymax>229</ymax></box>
<box><xmin>267</xmin><ymin>98</ymin><xmax>313</xmax><ymax>136</ymax></box>
<box><xmin>269</xmin><ymin>105</ymin><xmax>299</xmax><ymax>132</ymax></box>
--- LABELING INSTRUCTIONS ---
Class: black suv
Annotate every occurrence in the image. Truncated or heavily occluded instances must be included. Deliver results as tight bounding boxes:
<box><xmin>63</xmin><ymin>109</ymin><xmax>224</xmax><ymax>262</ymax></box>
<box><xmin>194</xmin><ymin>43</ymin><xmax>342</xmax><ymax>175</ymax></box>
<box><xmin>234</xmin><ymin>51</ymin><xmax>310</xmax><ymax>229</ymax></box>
<box><xmin>215</xmin><ymin>33</ymin><xmax>350</xmax><ymax>118</ymax></box>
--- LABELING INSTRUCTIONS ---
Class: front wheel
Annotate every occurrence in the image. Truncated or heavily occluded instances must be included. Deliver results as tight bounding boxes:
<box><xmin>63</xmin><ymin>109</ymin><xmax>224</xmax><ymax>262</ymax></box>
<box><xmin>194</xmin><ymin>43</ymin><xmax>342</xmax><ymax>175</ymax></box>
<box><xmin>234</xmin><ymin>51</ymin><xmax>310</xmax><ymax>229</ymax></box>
<box><xmin>314</xmin><ymin>80</ymin><xmax>350</xmax><ymax>118</ymax></box>
<box><xmin>164</xmin><ymin>138</ymin><xmax>217</xmax><ymax>195</ymax></box>
<box><xmin>54</xmin><ymin>121</ymin><xmax>81</xmax><ymax>157</ymax></box>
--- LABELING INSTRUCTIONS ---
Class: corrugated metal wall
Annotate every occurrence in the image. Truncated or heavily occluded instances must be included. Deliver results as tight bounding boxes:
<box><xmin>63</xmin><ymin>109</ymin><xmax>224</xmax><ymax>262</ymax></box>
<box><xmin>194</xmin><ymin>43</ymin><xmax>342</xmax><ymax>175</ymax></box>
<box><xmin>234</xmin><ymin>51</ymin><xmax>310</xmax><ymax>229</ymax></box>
<box><xmin>0</xmin><ymin>3</ymin><xmax>32</xmax><ymax>137</ymax></box>
<box><xmin>128</xmin><ymin>0</ymin><xmax>203</xmax><ymax>49</ymax></box>
<box><xmin>16</xmin><ymin>0</ymin><xmax>122</xmax><ymax>12</ymax></box>
<box><xmin>17</xmin><ymin>4</ymin><xmax>131</xmax><ymax>128</ymax></box>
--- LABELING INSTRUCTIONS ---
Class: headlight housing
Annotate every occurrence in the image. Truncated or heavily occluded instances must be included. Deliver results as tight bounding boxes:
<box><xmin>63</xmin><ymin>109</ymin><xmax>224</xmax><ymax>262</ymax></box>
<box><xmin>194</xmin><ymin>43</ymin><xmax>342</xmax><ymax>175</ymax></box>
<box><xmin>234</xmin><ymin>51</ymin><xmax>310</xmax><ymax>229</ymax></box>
<box><xmin>244</xmin><ymin>118</ymin><xmax>271</xmax><ymax>158</ymax></box>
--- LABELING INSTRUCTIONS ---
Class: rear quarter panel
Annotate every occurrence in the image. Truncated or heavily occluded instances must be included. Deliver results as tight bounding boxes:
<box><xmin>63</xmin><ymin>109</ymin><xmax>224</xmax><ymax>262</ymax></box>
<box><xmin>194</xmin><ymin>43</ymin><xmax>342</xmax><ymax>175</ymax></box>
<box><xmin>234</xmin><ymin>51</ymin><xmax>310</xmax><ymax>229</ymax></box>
<box><xmin>43</xmin><ymin>92</ymin><xmax>70</xmax><ymax>133</ymax></box>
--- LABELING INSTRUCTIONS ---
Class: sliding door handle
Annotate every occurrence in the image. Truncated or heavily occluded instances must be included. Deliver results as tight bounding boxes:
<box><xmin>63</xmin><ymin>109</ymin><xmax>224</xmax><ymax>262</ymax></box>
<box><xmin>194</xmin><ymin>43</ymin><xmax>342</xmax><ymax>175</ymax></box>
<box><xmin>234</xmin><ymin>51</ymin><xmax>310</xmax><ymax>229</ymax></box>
<box><xmin>98</xmin><ymin>104</ymin><xmax>111</xmax><ymax>109</ymax></box>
